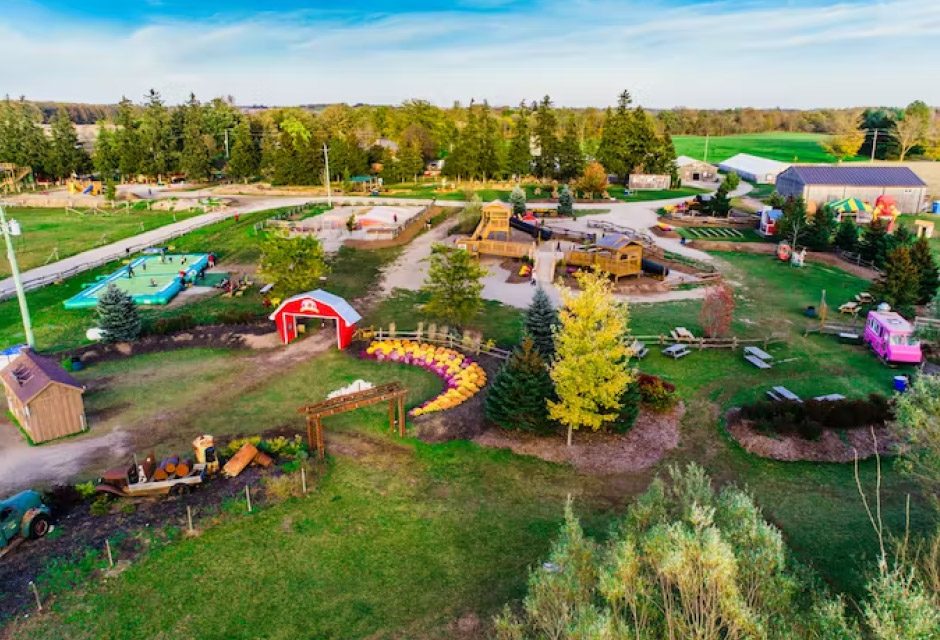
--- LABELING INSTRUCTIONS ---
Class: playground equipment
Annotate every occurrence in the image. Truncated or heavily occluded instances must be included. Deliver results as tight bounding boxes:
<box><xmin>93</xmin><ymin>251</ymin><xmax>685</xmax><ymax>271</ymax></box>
<box><xmin>863</xmin><ymin>310</ymin><xmax>922</xmax><ymax>364</ymax></box>
<box><xmin>873</xmin><ymin>195</ymin><xmax>900</xmax><ymax>231</ymax></box>
<box><xmin>510</xmin><ymin>215</ymin><xmax>552</xmax><ymax>240</ymax></box>
<box><xmin>457</xmin><ymin>200</ymin><xmax>536</xmax><ymax>259</ymax></box>
<box><xmin>0</xmin><ymin>164</ymin><xmax>32</xmax><ymax>194</ymax></box>
<box><xmin>67</xmin><ymin>179</ymin><xmax>102</xmax><ymax>196</ymax></box>
<box><xmin>564</xmin><ymin>234</ymin><xmax>669</xmax><ymax>281</ymax></box>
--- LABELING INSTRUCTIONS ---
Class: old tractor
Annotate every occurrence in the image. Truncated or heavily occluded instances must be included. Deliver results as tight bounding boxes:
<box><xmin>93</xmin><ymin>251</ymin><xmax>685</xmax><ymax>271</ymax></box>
<box><xmin>0</xmin><ymin>490</ymin><xmax>52</xmax><ymax>558</ymax></box>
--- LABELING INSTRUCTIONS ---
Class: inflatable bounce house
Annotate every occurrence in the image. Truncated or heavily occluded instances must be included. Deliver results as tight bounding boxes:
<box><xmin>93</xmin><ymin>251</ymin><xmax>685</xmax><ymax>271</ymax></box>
<box><xmin>872</xmin><ymin>195</ymin><xmax>900</xmax><ymax>232</ymax></box>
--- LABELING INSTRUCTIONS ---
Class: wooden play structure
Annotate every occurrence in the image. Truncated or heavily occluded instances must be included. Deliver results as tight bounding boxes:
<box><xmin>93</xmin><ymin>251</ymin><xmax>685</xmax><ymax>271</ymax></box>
<box><xmin>915</xmin><ymin>219</ymin><xmax>934</xmax><ymax>239</ymax></box>
<box><xmin>564</xmin><ymin>234</ymin><xmax>645</xmax><ymax>281</ymax></box>
<box><xmin>297</xmin><ymin>382</ymin><xmax>409</xmax><ymax>459</ymax></box>
<box><xmin>67</xmin><ymin>179</ymin><xmax>102</xmax><ymax>196</ymax></box>
<box><xmin>456</xmin><ymin>200</ymin><xmax>535</xmax><ymax>259</ymax></box>
<box><xmin>0</xmin><ymin>164</ymin><xmax>32</xmax><ymax>194</ymax></box>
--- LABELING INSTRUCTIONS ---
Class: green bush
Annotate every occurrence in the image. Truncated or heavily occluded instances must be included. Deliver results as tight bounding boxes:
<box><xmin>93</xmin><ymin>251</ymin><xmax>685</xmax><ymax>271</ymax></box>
<box><xmin>148</xmin><ymin>314</ymin><xmax>196</xmax><ymax>335</ymax></box>
<box><xmin>90</xmin><ymin>494</ymin><xmax>112</xmax><ymax>516</ymax></box>
<box><xmin>216</xmin><ymin>309</ymin><xmax>260</xmax><ymax>325</ymax></box>
<box><xmin>75</xmin><ymin>481</ymin><xmax>97</xmax><ymax>500</ymax></box>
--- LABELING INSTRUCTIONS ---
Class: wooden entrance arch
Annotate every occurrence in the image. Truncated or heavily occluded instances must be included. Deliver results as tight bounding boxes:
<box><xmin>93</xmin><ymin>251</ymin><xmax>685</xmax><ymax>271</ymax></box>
<box><xmin>297</xmin><ymin>382</ymin><xmax>409</xmax><ymax>459</ymax></box>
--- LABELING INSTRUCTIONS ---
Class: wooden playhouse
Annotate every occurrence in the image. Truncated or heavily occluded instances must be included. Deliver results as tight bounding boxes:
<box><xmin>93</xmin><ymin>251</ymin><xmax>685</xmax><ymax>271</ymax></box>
<box><xmin>564</xmin><ymin>234</ymin><xmax>644</xmax><ymax>281</ymax></box>
<box><xmin>1</xmin><ymin>350</ymin><xmax>87</xmax><ymax>443</ymax></box>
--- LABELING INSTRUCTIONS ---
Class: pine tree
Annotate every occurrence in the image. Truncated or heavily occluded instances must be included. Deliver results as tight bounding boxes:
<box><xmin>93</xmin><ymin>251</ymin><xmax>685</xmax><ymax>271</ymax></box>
<box><xmin>115</xmin><ymin>96</ymin><xmax>142</xmax><ymax>180</ymax></box>
<box><xmin>180</xmin><ymin>94</ymin><xmax>211</xmax><ymax>182</ymax></box>
<box><xmin>510</xmin><ymin>185</ymin><xmax>527</xmax><ymax>215</ymax></box>
<box><xmin>48</xmin><ymin>106</ymin><xmax>88</xmax><ymax>180</ymax></box>
<box><xmin>97</xmin><ymin>283</ymin><xmax>142</xmax><ymax>343</ymax></box>
<box><xmin>557</xmin><ymin>118</ymin><xmax>584</xmax><ymax>182</ymax></box>
<box><xmin>706</xmin><ymin>182</ymin><xmax>732</xmax><ymax>217</ymax></box>
<box><xmin>533</xmin><ymin>96</ymin><xmax>558</xmax><ymax>179</ymax></box>
<box><xmin>860</xmin><ymin>218</ymin><xmax>893</xmax><ymax>267</ymax></box>
<box><xmin>524</xmin><ymin>286</ymin><xmax>559</xmax><ymax>361</ymax></box>
<box><xmin>911</xmin><ymin>236</ymin><xmax>939</xmax><ymax>305</ymax></box>
<box><xmin>507</xmin><ymin>103</ymin><xmax>532</xmax><ymax>178</ymax></box>
<box><xmin>138</xmin><ymin>89</ymin><xmax>174</xmax><ymax>180</ymax></box>
<box><xmin>834</xmin><ymin>217</ymin><xmax>859</xmax><ymax>252</ymax></box>
<box><xmin>398</xmin><ymin>141</ymin><xmax>424</xmax><ymax>182</ymax></box>
<box><xmin>557</xmin><ymin>185</ymin><xmax>574</xmax><ymax>217</ymax></box>
<box><xmin>549</xmin><ymin>270</ymin><xmax>634</xmax><ymax>445</ymax></box>
<box><xmin>227</xmin><ymin>119</ymin><xmax>260</xmax><ymax>182</ymax></box>
<box><xmin>422</xmin><ymin>244</ymin><xmax>488</xmax><ymax>326</ymax></box>
<box><xmin>597</xmin><ymin>91</ymin><xmax>632</xmax><ymax>184</ymax></box>
<box><xmin>806</xmin><ymin>206</ymin><xmax>837</xmax><ymax>251</ymax></box>
<box><xmin>874</xmin><ymin>246</ymin><xmax>920</xmax><ymax>314</ymax></box>
<box><xmin>485</xmin><ymin>338</ymin><xmax>556</xmax><ymax>434</ymax></box>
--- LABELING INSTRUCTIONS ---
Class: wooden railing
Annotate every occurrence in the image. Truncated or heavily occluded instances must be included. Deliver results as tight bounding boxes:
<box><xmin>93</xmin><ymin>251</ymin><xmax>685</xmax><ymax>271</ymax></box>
<box><xmin>355</xmin><ymin>324</ymin><xmax>512</xmax><ymax>361</ymax></box>
<box><xmin>633</xmin><ymin>332</ymin><xmax>789</xmax><ymax>351</ymax></box>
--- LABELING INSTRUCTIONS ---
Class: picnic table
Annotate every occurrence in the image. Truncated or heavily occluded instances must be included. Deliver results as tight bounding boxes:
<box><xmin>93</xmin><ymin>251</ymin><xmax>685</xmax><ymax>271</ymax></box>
<box><xmin>839</xmin><ymin>301</ymin><xmax>859</xmax><ymax>314</ymax></box>
<box><xmin>856</xmin><ymin>292</ymin><xmax>874</xmax><ymax>304</ymax></box>
<box><xmin>838</xmin><ymin>332</ymin><xmax>862</xmax><ymax>344</ymax></box>
<box><xmin>743</xmin><ymin>345</ymin><xmax>774</xmax><ymax>369</ymax></box>
<box><xmin>630</xmin><ymin>340</ymin><xmax>649</xmax><ymax>359</ymax></box>
<box><xmin>662</xmin><ymin>344</ymin><xmax>690</xmax><ymax>359</ymax></box>
<box><xmin>744</xmin><ymin>346</ymin><xmax>773</xmax><ymax>361</ymax></box>
<box><xmin>671</xmin><ymin>327</ymin><xmax>695</xmax><ymax>342</ymax></box>
<box><xmin>766</xmin><ymin>386</ymin><xmax>801</xmax><ymax>402</ymax></box>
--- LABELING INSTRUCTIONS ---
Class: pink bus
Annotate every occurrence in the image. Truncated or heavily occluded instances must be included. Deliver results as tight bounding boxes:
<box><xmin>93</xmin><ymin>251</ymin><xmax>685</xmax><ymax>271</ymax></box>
<box><xmin>864</xmin><ymin>311</ymin><xmax>922</xmax><ymax>364</ymax></box>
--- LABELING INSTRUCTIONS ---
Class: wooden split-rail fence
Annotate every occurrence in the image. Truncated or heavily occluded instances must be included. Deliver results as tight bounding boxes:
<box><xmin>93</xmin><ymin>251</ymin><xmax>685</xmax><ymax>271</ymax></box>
<box><xmin>355</xmin><ymin>323</ymin><xmax>512</xmax><ymax>361</ymax></box>
<box><xmin>634</xmin><ymin>331</ymin><xmax>788</xmax><ymax>351</ymax></box>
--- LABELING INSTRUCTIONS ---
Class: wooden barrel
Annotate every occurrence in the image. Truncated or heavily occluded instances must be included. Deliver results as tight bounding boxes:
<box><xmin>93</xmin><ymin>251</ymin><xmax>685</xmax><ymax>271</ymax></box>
<box><xmin>164</xmin><ymin>455</ymin><xmax>180</xmax><ymax>474</ymax></box>
<box><xmin>176</xmin><ymin>458</ymin><xmax>193</xmax><ymax>477</ymax></box>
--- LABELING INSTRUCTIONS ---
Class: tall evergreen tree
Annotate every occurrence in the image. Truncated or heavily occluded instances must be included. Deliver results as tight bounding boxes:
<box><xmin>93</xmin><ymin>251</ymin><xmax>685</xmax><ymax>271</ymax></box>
<box><xmin>97</xmin><ymin>283</ymin><xmax>142</xmax><ymax>343</ymax></box>
<box><xmin>911</xmin><ymin>236</ymin><xmax>940</xmax><ymax>305</ymax></box>
<box><xmin>398</xmin><ymin>141</ymin><xmax>424</xmax><ymax>181</ymax></box>
<box><xmin>834</xmin><ymin>217</ymin><xmax>859</xmax><ymax>252</ymax></box>
<box><xmin>0</xmin><ymin>99</ymin><xmax>51</xmax><ymax>178</ymax></box>
<box><xmin>48</xmin><ymin>106</ymin><xmax>88</xmax><ymax>180</ymax></box>
<box><xmin>557</xmin><ymin>118</ymin><xmax>584</xmax><ymax>182</ymax></box>
<box><xmin>93</xmin><ymin>125</ymin><xmax>119</xmax><ymax>178</ymax></box>
<box><xmin>597</xmin><ymin>91</ymin><xmax>633</xmax><ymax>184</ymax></box>
<box><xmin>532</xmin><ymin>96</ymin><xmax>558</xmax><ymax>179</ymax></box>
<box><xmin>478</xmin><ymin>102</ymin><xmax>504</xmax><ymax>180</ymax></box>
<box><xmin>507</xmin><ymin>102</ymin><xmax>532</xmax><ymax>178</ymax></box>
<box><xmin>557</xmin><ymin>185</ymin><xmax>574</xmax><ymax>217</ymax></box>
<box><xmin>776</xmin><ymin>196</ymin><xmax>809</xmax><ymax>245</ymax></box>
<box><xmin>510</xmin><ymin>185</ymin><xmax>527</xmax><ymax>215</ymax></box>
<box><xmin>115</xmin><ymin>96</ymin><xmax>142</xmax><ymax>180</ymax></box>
<box><xmin>805</xmin><ymin>206</ymin><xmax>837</xmax><ymax>251</ymax></box>
<box><xmin>179</xmin><ymin>94</ymin><xmax>211</xmax><ymax>181</ymax></box>
<box><xmin>484</xmin><ymin>338</ymin><xmax>556</xmax><ymax>434</ymax></box>
<box><xmin>706</xmin><ymin>182</ymin><xmax>732</xmax><ymax>217</ymax></box>
<box><xmin>860</xmin><ymin>218</ymin><xmax>893</xmax><ymax>267</ymax></box>
<box><xmin>874</xmin><ymin>245</ymin><xmax>920</xmax><ymax>313</ymax></box>
<box><xmin>226</xmin><ymin>118</ymin><xmax>260</xmax><ymax>181</ymax></box>
<box><xmin>138</xmin><ymin>89</ymin><xmax>174</xmax><ymax>180</ymax></box>
<box><xmin>523</xmin><ymin>285</ymin><xmax>559</xmax><ymax>361</ymax></box>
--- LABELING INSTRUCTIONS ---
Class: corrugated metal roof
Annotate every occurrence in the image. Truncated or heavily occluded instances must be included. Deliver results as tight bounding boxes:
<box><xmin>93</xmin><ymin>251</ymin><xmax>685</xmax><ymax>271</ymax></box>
<box><xmin>0</xmin><ymin>350</ymin><xmax>84</xmax><ymax>405</ymax></box>
<box><xmin>785</xmin><ymin>166</ymin><xmax>927</xmax><ymax>188</ymax></box>
<box><xmin>718</xmin><ymin>153</ymin><xmax>790</xmax><ymax>175</ymax></box>
<box><xmin>676</xmin><ymin>155</ymin><xmax>715</xmax><ymax>168</ymax></box>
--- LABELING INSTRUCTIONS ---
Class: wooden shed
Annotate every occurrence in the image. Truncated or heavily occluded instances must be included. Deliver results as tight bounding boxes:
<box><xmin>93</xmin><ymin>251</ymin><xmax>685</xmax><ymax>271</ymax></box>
<box><xmin>564</xmin><ymin>234</ymin><xmax>644</xmax><ymax>281</ymax></box>
<box><xmin>1</xmin><ymin>350</ymin><xmax>86</xmax><ymax>444</ymax></box>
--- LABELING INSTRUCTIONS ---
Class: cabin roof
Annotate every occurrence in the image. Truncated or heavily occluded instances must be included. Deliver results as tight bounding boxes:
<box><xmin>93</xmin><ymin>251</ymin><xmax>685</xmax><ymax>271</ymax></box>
<box><xmin>0</xmin><ymin>350</ymin><xmax>84</xmax><ymax>405</ymax></box>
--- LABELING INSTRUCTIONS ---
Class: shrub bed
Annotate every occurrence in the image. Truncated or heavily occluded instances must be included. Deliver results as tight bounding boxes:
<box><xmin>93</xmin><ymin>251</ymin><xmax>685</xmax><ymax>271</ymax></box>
<box><xmin>739</xmin><ymin>394</ymin><xmax>891</xmax><ymax>440</ymax></box>
<box><xmin>637</xmin><ymin>374</ymin><xmax>679</xmax><ymax>412</ymax></box>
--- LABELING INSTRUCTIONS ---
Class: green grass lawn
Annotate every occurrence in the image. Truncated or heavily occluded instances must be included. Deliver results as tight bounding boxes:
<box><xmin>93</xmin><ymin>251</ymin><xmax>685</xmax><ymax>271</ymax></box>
<box><xmin>673</xmin><ymin>132</ymin><xmax>841</xmax><ymax>164</ymax></box>
<box><xmin>745</xmin><ymin>182</ymin><xmax>778</xmax><ymax>201</ymax></box>
<box><xmin>0</xmin><ymin>207</ymin><xmax>203</xmax><ymax>279</ymax></box>
<box><xmin>5</xmin><ymin>246</ymin><xmax>935</xmax><ymax>638</ymax></box>
<box><xmin>606</xmin><ymin>185</ymin><xmax>708</xmax><ymax>202</ymax></box>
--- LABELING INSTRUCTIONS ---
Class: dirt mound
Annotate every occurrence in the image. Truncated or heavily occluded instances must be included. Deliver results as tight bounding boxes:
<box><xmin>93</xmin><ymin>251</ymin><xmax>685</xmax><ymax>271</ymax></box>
<box><xmin>725</xmin><ymin>409</ymin><xmax>897</xmax><ymax>462</ymax></box>
<box><xmin>473</xmin><ymin>404</ymin><xmax>683</xmax><ymax>474</ymax></box>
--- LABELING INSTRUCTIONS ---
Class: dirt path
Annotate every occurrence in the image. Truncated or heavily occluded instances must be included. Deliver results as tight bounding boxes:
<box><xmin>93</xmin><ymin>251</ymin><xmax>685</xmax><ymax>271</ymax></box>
<box><xmin>0</xmin><ymin>426</ymin><xmax>131</xmax><ymax>495</ymax></box>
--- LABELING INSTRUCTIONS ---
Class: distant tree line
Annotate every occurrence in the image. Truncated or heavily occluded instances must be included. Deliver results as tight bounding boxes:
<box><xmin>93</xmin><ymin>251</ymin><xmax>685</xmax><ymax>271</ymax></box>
<box><xmin>2</xmin><ymin>91</ymin><xmax>937</xmax><ymax>185</ymax></box>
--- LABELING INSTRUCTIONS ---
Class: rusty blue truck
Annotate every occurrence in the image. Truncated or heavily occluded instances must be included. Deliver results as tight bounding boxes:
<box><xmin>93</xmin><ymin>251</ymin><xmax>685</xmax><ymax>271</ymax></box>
<box><xmin>0</xmin><ymin>490</ymin><xmax>51</xmax><ymax>557</ymax></box>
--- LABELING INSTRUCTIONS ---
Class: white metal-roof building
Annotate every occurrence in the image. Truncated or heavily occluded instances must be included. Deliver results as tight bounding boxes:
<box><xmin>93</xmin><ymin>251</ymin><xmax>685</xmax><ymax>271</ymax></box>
<box><xmin>718</xmin><ymin>153</ymin><xmax>790</xmax><ymax>184</ymax></box>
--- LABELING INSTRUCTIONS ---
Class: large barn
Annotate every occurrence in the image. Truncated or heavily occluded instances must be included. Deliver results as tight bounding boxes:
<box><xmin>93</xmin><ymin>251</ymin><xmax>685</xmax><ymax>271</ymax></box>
<box><xmin>775</xmin><ymin>166</ymin><xmax>928</xmax><ymax>214</ymax></box>
<box><xmin>718</xmin><ymin>153</ymin><xmax>790</xmax><ymax>184</ymax></box>
<box><xmin>1</xmin><ymin>350</ymin><xmax>86</xmax><ymax>444</ymax></box>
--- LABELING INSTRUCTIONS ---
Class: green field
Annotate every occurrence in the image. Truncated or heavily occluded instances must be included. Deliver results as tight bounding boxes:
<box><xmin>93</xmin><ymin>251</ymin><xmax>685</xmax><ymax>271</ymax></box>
<box><xmin>0</xmin><ymin>207</ymin><xmax>203</xmax><ymax>279</ymax></box>
<box><xmin>373</xmin><ymin>182</ymin><xmax>708</xmax><ymax>204</ymax></box>
<box><xmin>673</xmin><ymin>132</ymin><xmax>841</xmax><ymax>164</ymax></box>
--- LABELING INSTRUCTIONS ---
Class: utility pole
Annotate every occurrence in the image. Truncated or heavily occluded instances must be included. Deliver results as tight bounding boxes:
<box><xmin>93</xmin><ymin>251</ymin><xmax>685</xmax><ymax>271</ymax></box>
<box><xmin>870</xmin><ymin>129</ymin><xmax>878</xmax><ymax>163</ymax></box>
<box><xmin>323</xmin><ymin>143</ymin><xmax>332</xmax><ymax>207</ymax></box>
<box><xmin>224</xmin><ymin>130</ymin><xmax>231</xmax><ymax>159</ymax></box>
<box><xmin>0</xmin><ymin>204</ymin><xmax>35</xmax><ymax>348</ymax></box>
<box><xmin>703</xmin><ymin>133</ymin><xmax>710</xmax><ymax>163</ymax></box>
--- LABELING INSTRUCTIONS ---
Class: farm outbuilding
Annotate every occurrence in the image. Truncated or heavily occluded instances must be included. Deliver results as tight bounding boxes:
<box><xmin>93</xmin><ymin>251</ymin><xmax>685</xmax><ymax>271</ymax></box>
<box><xmin>628</xmin><ymin>174</ymin><xmax>671</xmax><ymax>190</ymax></box>
<box><xmin>775</xmin><ymin>166</ymin><xmax>928</xmax><ymax>214</ymax></box>
<box><xmin>1</xmin><ymin>350</ymin><xmax>86</xmax><ymax>444</ymax></box>
<box><xmin>269</xmin><ymin>290</ymin><xmax>362</xmax><ymax>348</ymax></box>
<box><xmin>718</xmin><ymin>153</ymin><xmax>790</xmax><ymax>184</ymax></box>
<box><xmin>676</xmin><ymin>156</ymin><xmax>719</xmax><ymax>183</ymax></box>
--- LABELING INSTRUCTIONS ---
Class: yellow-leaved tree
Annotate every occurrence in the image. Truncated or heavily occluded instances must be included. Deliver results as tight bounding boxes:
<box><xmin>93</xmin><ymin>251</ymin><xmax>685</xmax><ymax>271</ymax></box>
<box><xmin>549</xmin><ymin>269</ymin><xmax>634</xmax><ymax>446</ymax></box>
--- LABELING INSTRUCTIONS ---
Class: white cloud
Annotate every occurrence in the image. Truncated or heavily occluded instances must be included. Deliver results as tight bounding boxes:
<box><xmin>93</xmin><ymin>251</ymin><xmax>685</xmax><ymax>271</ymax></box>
<box><xmin>1</xmin><ymin>0</ymin><xmax>939</xmax><ymax>107</ymax></box>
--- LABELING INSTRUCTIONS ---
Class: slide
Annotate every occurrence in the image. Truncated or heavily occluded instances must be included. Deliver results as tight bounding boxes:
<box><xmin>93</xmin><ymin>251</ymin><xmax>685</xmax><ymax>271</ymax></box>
<box><xmin>82</xmin><ymin>184</ymin><xmax>93</xmax><ymax>195</ymax></box>
<box><xmin>510</xmin><ymin>216</ymin><xmax>553</xmax><ymax>241</ymax></box>
<box><xmin>641</xmin><ymin>258</ymin><xmax>670</xmax><ymax>277</ymax></box>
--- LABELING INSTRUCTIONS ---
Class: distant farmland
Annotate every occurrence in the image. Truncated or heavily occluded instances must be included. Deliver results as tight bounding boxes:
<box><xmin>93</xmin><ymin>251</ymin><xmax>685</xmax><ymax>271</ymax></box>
<box><xmin>673</xmin><ymin>132</ymin><xmax>840</xmax><ymax>164</ymax></box>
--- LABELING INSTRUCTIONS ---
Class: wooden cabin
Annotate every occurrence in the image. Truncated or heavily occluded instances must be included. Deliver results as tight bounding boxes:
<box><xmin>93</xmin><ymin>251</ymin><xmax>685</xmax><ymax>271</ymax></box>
<box><xmin>456</xmin><ymin>200</ymin><xmax>534</xmax><ymax>259</ymax></box>
<box><xmin>1</xmin><ymin>350</ymin><xmax>86</xmax><ymax>443</ymax></box>
<box><xmin>564</xmin><ymin>234</ymin><xmax>643</xmax><ymax>280</ymax></box>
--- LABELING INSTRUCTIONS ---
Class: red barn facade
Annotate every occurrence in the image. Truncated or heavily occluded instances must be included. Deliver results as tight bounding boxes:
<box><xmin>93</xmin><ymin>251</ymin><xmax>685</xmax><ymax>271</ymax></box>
<box><xmin>269</xmin><ymin>290</ymin><xmax>361</xmax><ymax>349</ymax></box>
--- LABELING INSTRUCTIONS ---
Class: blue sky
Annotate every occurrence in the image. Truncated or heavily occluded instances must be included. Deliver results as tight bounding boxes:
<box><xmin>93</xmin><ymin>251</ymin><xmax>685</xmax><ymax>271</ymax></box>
<box><xmin>2</xmin><ymin>0</ymin><xmax>939</xmax><ymax>108</ymax></box>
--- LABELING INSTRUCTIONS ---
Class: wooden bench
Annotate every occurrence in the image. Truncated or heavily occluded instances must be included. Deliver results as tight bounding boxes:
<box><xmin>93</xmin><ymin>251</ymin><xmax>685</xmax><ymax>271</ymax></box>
<box><xmin>838</xmin><ymin>332</ymin><xmax>861</xmax><ymax>343</ymax></box>
<box><xmin>259</xmin><ymin>283</ymin><xmax>274</xmax><ymax>295</ymax></box>
<box><xmin>766</xmin><ymin>386</ymin><xmax>801</xmax><ymax>402</ymax></box>
<box><xmin>663</xmin><ymin>344</ymin><xmax>690</xmax><ymax>359</ymax></box>
<box><xmin>631</xmin><ymin>341</ymin><xmax>649</xmax><ymax>359</ymax></box>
